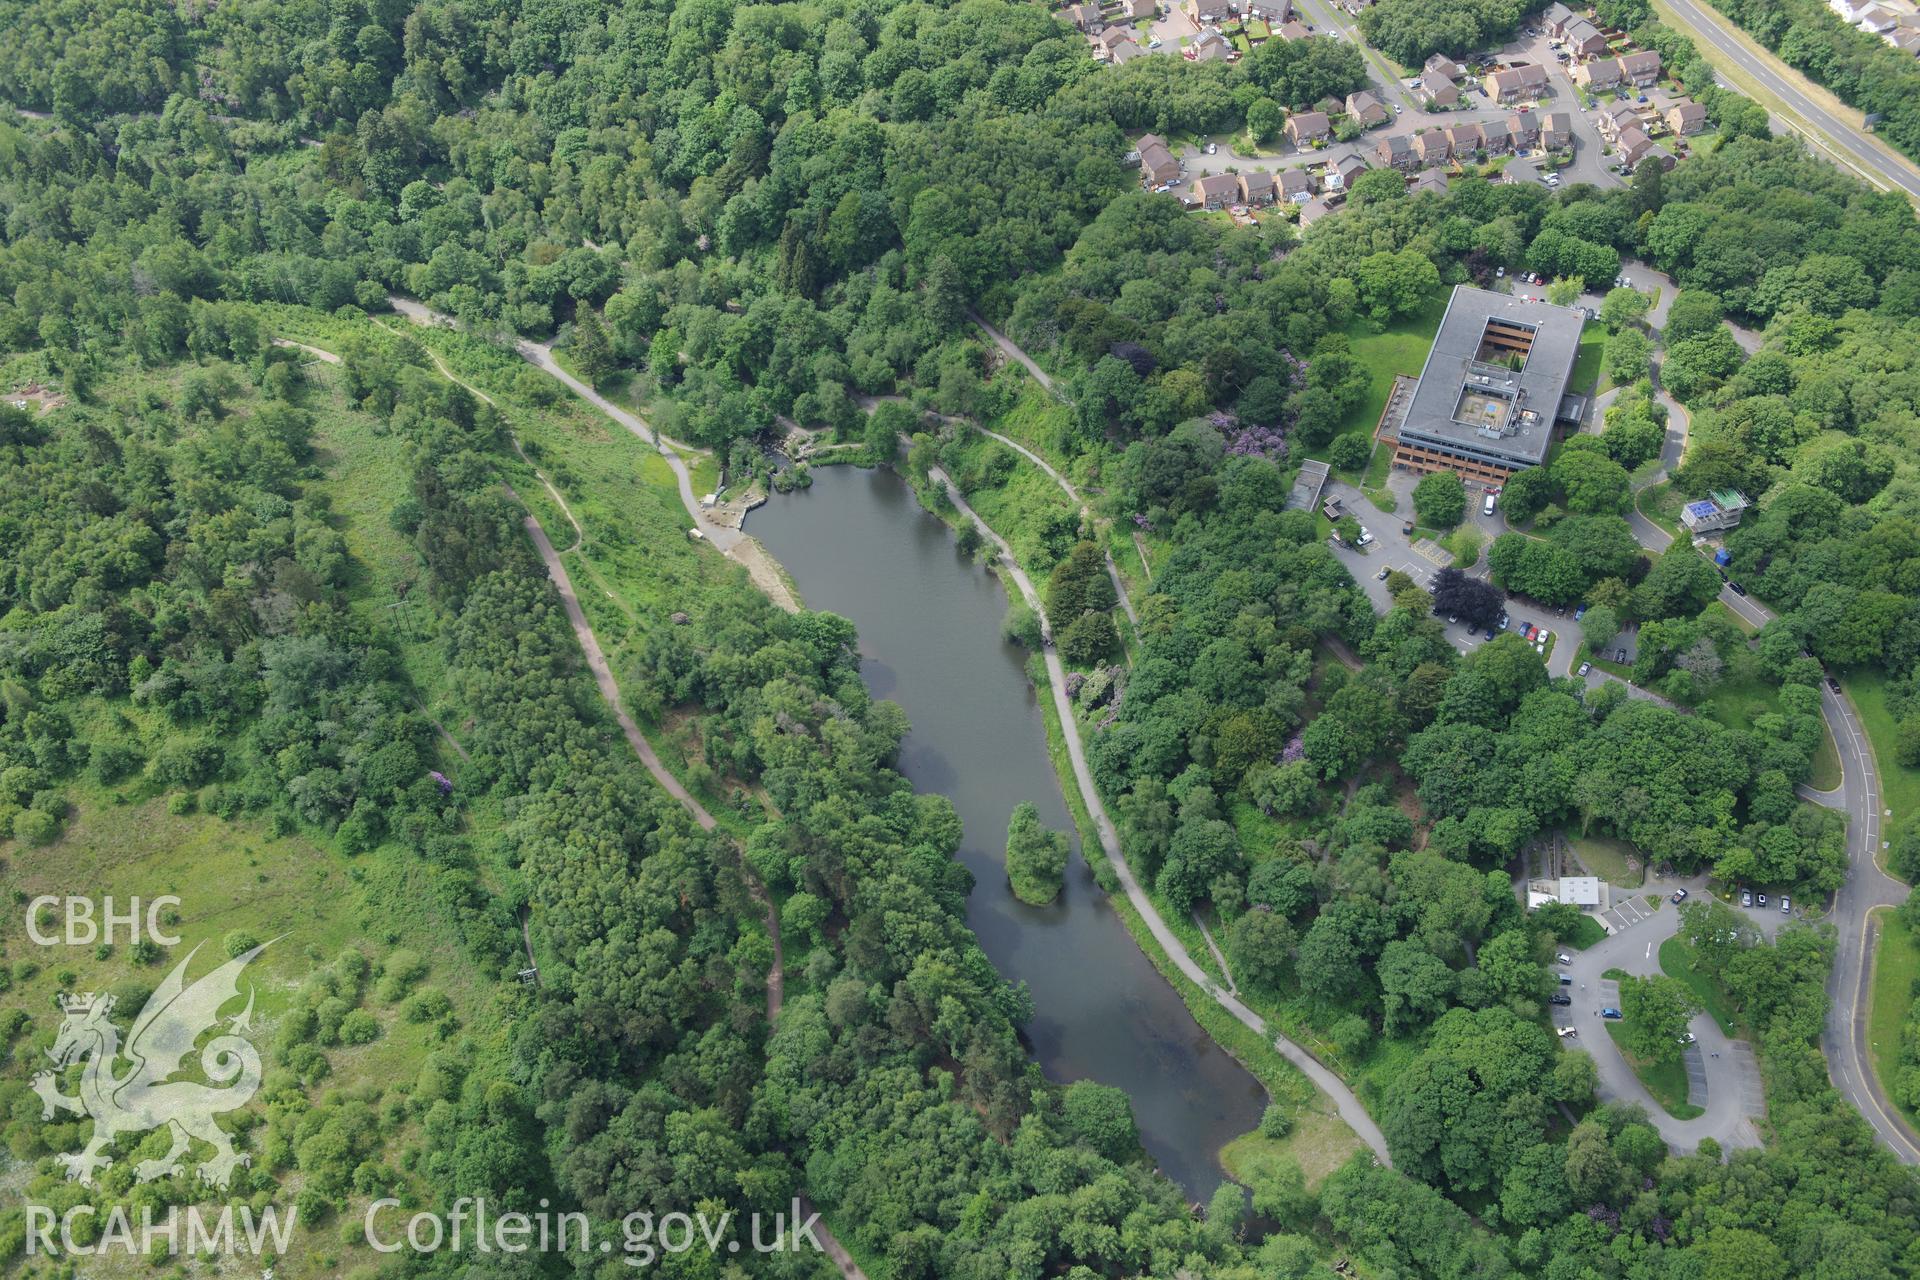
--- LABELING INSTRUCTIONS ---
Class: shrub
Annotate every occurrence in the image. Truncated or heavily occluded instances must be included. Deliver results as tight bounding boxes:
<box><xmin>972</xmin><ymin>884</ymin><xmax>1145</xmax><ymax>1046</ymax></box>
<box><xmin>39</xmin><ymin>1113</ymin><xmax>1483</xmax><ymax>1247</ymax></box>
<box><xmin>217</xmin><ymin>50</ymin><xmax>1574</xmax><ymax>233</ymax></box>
<box><xmin>338</xmin><ymin>1010</ymin><xmax>380</xmax><ymax>1045</ymax></box>
<box><xmin>1259</xmin><ymin>1104</ymin><xmax>1295</xmax><ymax>1139</ymax></box>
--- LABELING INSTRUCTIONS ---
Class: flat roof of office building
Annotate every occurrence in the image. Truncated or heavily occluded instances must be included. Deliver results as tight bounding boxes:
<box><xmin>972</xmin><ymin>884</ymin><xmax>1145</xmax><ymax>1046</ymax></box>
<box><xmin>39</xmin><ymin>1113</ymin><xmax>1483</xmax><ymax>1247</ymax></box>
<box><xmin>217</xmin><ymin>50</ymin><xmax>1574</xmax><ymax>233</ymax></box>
<box><xmin>1398</xmin><ymin>286</ymin><xmax>1586</xmax><ymax>468</ymax></box>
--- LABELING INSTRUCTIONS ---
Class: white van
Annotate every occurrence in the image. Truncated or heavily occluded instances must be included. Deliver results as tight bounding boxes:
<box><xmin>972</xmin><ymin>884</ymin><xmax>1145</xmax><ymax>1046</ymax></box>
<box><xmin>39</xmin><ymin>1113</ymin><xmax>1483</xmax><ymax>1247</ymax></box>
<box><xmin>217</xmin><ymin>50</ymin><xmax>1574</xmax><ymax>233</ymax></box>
<box><xmin>1482</xmin><ymin>492</ymin><xmax>1497</xmax><ymax>517</ymax></box>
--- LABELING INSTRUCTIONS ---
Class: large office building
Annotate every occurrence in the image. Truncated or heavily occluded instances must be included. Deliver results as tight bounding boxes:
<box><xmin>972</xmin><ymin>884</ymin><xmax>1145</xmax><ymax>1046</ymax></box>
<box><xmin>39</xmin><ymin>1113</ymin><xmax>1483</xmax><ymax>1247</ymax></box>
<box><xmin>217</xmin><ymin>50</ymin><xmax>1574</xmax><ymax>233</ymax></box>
<box><xmin>1381</xmin><ymin>286</ymin><xmax>1588</xmax><ymax>485</ymax></box>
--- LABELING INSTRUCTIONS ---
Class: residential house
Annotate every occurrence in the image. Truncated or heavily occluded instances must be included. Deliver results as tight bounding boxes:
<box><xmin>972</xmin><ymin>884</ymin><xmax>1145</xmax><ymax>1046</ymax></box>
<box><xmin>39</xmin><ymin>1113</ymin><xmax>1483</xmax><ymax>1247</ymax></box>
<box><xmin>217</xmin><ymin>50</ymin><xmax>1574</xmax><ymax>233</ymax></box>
<box><xmin>1110</xmin><ymin>40</ymin><xmax>1144</xmax><ymax>62</ymax></box>
<box><xmin>1377</xmin><ymin>133</ymin><xmax>1418</xmax><ymax>170</ymax></box>
<box><xmin>1239</xmin><ymin>169</ymin><xmax>1278</xmax><ymax>205</ymax></box>
<box><xmin>1279</xmin><ymin>168</ymin><xmax>1315</xmax><ymax>202</ymax></box>
<box><xmin>1315</xmin><ymin>95</ymin><xmax>1344</xmax><ymax>116</ymax></box>
<box><xmin>1414</xmin><ymin>129</ymin><xmax>1452</xmax><ymax>165</ymax></box>
<box><xmin>1424</xmin><ymin>52</ymin><xmax>1466</xmax><ymax>81</ymax></box>
<box><xmin>1665</xmin><ymin>99</ymin><xmax>1708</xmax><ymax>135</ymax></box>
<box><xmin>1504</xmin><ymin>156</ymin><xmax>1543</xmax><ymax>185</ymax></box>
<box><xmin>1136</xmin><ymin>133</ymin><xmax>1181</xmax><ymax>185</ymax></box>
<box><xmin>1575</xmin><ymin>57</ymin><xmax>1624</xmax><ymax>90</ymax></box>
<box><xmin>1562</xmin><ymin>17</ymin><xmax>1609</xmax><ymax>57</ymax></box>
<box><xmin>1615</xmin><ymin>124</ymin><xmax>1655</xmax><ymax>167</ymax></box>
<box><xmin>1122</xmin><ymin>0</ymin><xmax>1157</xmax><ymax>17</ymax></box>
<box><xmin>1446</xmin><ymin>121</ymin><xmax>1485</xmax><ymax>154</ymax></box>
<box><xmin>1278</xmin><ymin>19</ymin><xmax>1312</xmax><ymax>38</ymax></box>
<box><xmin>1094</xmin><ymin>26</ymin><xmax>1138</xmax><ymax>59</ymax></box>
<box><xmin>1410</xmin><ymin>169</ymin><xmax>1451</xmax><ymax>197</ymax></box>
<box><xmin>1346</xmin><ymin>90</ymin><xmax>1389</xmax><ymax>127</ymax></box>
<box><xmin>1541</xmin><ymin>111</ymin><xmax>1573</xmax><ymax>151</ymax></box>
<box><xmin>1858</xmin><ymin>4</ymin><xmax>1899</xmax><ymax>30</ymax></box>
<box><xmin>1299</xmin><ymin>196</ymin><xmax>1335</xmax><ymax>227</ymax></box>
<box><xmin>1829</xmin><ymin>0</ymin><xmax>1871</xmax><ymax>20</ymax></box>
<box><xmin>1285</xmin><ymin>110</ymin><xmax>1332</xmax><ymax>145</ymax></box>
<box><xmin>1480</xmin><ymin>117</ymin><xmax>1514</xmax><ymax>153</ymax></box>
<box><xmin>1598</xmin><ymin>101</ymin><xmax>1639</xmax><ymax>140</ymax></box>
<box><xmin>1066</xmin><ymin>3</ymin><xmax>1104</xmax><ymax>32</ymax></box>
<box><xmin>1426</xmin><ymin>82</ymin><xmax>1462</xmax><ymax>108</ymax></box>
<box><xmin>1893</xmin><ymin>27</ymin><xmax>1920</xmax><ymax>52</ymax></box>
<box><xmin>1541</xmin><ymin>2</ymin><xmax>1576</xmax><ymax>35</ymax></box>
<box><xmin>1484</xmin><ymin>63</ymin><xmax>1550</xmax><ymax>102</ymax></box>
<box><xmin>1186</xmin><ymin>0</ymin><xmax>1231</xmax><ymax>23</ymax></box>
<box><xmin>1188</xmin><ymin>173</ymin><xmax>1240</xmax><ymax>209</ymax></box>
<box><xmin>1619</xmin><ymin>49</ymin><xmax>1662</xmax><ymax>85</ymax></box>
<box><xmin>1188</xmin><ymin>29</ymin><xmax>1233</xmax><ymax>59</ymax></box>
<box><xmin>1507</xmin><ymin>112</ymin><xmax>1539</xmax><ymax>148</ymax></box>
<box><xmin>1251</xmin><ymin>0</ymin><xmax>1292</xmax><ymax>19</ymax></box>
<box><xmin>1329</xmin><ymin>153</ymin><xmax>1369</xmax><ymax>190</ymax></box>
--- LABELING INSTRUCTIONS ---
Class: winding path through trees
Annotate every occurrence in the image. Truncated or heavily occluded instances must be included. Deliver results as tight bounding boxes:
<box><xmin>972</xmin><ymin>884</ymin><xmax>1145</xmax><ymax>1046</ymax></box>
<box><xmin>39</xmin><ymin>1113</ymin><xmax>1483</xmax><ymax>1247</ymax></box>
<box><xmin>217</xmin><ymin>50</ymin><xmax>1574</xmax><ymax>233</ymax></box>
<box><xmin>926</xmin><ymin>467</ymin><xmax>1392</xmax><ymax>1165</ymax></box>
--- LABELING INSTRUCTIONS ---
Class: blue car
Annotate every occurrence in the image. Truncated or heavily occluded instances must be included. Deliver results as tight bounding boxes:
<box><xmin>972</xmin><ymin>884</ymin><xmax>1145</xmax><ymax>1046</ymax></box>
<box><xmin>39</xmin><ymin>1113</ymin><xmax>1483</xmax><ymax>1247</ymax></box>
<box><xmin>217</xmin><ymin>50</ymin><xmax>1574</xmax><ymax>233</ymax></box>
<box><xmin>1600</xmin><ymin>1007</ymin><xmax>1623</xmax><ymax>1020</ymax></box>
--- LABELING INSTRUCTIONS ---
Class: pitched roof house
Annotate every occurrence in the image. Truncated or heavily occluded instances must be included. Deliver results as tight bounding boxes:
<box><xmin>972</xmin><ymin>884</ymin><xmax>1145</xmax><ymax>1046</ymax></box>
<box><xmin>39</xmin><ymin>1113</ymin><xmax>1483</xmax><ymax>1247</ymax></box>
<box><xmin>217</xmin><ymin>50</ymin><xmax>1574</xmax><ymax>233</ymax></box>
<box><xmin>1424</xmin><ymin>53</ymin><xmax>1466</xmax><ymax>80</ymax></box>
<box><xmin>1480</xmin><ymin>117</ymin><xmax>1514</xmax><ymax>153</ymax></box>
<box><xmin>1503</xmin><ymin>156</ymin><xmax>1542</xmax><ymax>185</ymax></box>
<box><xmin>1346</xmin><ymin>90</ymin><xmax>1389</xmax><ymax>127</ymax></box>
<box><xmin>1136</xmin><ymin>133</ymin><xmax>1181</xmax><ymax>185</ymax></box>
<box><xmin>1598</xmin><ymin>101</ymin><xmax>1639</xmax><ymax>139</ymax></box>
<box><xmin>1563</xmin><ymin>17</ymin><xmax>1609</xmax><ymax>57</ymax></box>
<box><xmin>1330</xmin><ymin>154</ymin><xmax>1369</xmax><ymax>190</ymax></box>
<box><xmin>1110</xmin><ymin>40</ymin><xmax>1145</xmax><ymax>62</ymax></box>
<box><xmin>1507</xmin><ymin>112</ymin><xmax>1539</xmax><ymax>147</ymax></box>
<box><xmin>1285</xmin><ymin>110</ymin><xmax>1332</xmax><ymax>144</ymax></box>
<box><xmin>1239</xmin><ymin>169</ymin><xmax>1278</xmax><ymax>204</ymax></box>
<box><xmin>1446</xmin><ymin>121</ymin><xmax>1485</xmax><ymax>153</ymax></box>
<box><xmin>1665</xmin><ymin>99</ymin><xmax>1708</xmax><ymax>135</ymax></box>
<box><xmin>1615</xmin><ymin>125</ymin><xmax>1655</xmax><ymax>167</ymax></box>
<box><xmin>1378</xmin><ymin>133</ymin><xmax>1418</xmax><ymax>169</ymax></box>
<box><xmin>1575</xmin><ymin>57</ymin><xmax>1623</xmax><ymax>89</ymax></box>
<box><xmin>1414</xmin><ymin>130</ymin><xmax>1452</xmax><ymax>164</ymax></box>
<box><xmin>1618</xmin><ymin>50</ymin><xmax>1662</xmax><ymax>84</ymax></box>
<box><xmin>1542</xmin><ymin>2</ymin><xmax>1576</xmax><ymax>35</ymax></box>
<box><xmin>1066</xmin><ymin>3</ymin><xmax>1104</xmax><ymax>32</ymax></box>
<box><xmin>1484</xmin><ymin>64</ymin><xmax>1550</xmax><ymax>101</ymax></box>
<box><xmin>1410</xmin><ymin>169</ymin><xmax>1451</xmax><ymax>197</ymax></box>
<box><xmin>1541</xmin><ymin>111</ymin><xmax>1573</xmax><ymax>151</ymax></box>
<box><xmin>1189</xmin><ymin>173</ymin><xmax>1241</xmax><ymax>209</ymax></box>
<box><xmin>1426</xmin><ymin>81</ymin><xmax>1462</xmax><ymax>108</ymax></box>
<box><xmin>1123</xmin><ymin>0</ymin><xmax>1157</xmax><ymax>17</ymax></box>
<box><xmin>1188</xmin><ymin>29</ymin><xmax>1234</xmax><ymax>59</ymax></box>
<box><xmin>1278</xmin><ymin>19</ymin><xmax>1312</xmax><ymax>38</ymax></box>
<box><xmin>1096</xmin><ymin>26</ymin><xmax>1138</xmax><ymax>57</ymax></box>
<box><xmin>1299</xmin><ymin>197</ymin><xmax>1334</xmax><ymax>227</ymax></box>
<box><xmin>1279</xmin><ymin>168</ymin><xmax>1315</xmax><ymax>201</ymax></box>
<box><xmin>1187</xmin><ymin>0</ymin><xmax>1232</xmax><ymax>23</ymax></box>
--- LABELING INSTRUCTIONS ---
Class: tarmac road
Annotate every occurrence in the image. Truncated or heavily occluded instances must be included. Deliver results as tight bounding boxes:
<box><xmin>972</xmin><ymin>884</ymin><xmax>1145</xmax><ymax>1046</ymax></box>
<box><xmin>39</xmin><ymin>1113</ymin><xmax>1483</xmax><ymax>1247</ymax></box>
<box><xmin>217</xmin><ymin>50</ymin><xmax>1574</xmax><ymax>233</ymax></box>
<box><xmin>1656</xmin><ymin>0</ymin><xmax>1920</xmax><ymax>203</ymax></box>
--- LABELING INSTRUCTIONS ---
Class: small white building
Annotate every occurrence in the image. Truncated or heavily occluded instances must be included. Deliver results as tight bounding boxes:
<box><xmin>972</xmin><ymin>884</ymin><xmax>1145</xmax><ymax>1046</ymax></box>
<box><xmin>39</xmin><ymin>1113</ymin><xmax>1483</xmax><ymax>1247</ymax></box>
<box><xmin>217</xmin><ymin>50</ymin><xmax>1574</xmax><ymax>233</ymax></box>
<box><xmin>1527</xmin><ymin>876</ymin><xmax>1603</xmax><ymax>909</ymax></box>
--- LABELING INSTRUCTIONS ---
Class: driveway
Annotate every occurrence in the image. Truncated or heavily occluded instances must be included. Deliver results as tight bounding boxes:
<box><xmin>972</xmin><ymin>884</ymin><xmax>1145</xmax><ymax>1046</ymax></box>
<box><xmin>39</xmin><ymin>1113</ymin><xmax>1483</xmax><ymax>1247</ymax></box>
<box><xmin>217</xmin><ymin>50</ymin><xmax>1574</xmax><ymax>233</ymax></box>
<box><xmin>1555</xmin><ymin>881</ymin><xmax>1768</xmax><ymax>1153</ymax></box>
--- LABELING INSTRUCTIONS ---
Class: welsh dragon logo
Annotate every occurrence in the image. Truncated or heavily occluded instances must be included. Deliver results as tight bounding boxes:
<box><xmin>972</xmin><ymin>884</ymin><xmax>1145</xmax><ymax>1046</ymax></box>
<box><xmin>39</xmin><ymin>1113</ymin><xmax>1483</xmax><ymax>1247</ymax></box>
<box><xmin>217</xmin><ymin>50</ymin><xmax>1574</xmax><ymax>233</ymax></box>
<box><xmin>32</xmin><ymin>940</ymin><xmax>270</xmax><ymax>1189</ymax></box>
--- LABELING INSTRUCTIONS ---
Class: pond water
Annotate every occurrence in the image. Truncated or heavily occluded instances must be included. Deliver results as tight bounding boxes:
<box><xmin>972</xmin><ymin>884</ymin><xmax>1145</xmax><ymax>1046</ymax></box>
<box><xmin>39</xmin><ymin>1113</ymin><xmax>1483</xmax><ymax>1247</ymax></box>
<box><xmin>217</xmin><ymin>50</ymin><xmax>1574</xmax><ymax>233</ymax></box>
<box><xmin>750</xmin><ymin>464</ymin><xmax>1267</xmax><ymax>1198</ymax></box>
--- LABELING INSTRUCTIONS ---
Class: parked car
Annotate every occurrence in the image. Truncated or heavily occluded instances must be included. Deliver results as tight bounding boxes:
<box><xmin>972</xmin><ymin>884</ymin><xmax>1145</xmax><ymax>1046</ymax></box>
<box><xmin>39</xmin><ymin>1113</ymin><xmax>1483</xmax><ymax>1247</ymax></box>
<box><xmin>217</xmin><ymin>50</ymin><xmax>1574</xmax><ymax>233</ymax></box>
<box><xmin>1555</xmin><ymin>952</ymin><xmax>1573</xmax><ymax>965</ymax></box>
<box><xmin>1577</xmin><ymin>661</ymin><xmax>1591</xmax><ymax>677</ymax></box>
<box><xmin>1781</xmin><ymin>896</ymin><xmax>1791</xmax><ymax>914</ymax></box>
<box><xmin>1741</xmin><ymin>890</ymin><xmax>1753</xmax><ymax>907</ymax></box>
<box><xmin>1498</xmin><ymin>614</ymin><xmax>1510</xmax><ymax>630</ymax></box>
<box><xmin>1671</xmin><ymin>888</ymin><xmax>1689</xmax><ymax>903</ymax></box>
<box><xmin>1549</xmin><ymin>994</ymin><xmax>1572</xmax><ymax>1006</ymax></box>
<box><xmin>1601</xmin><ymin>1007</ymin><xmax>1623</xmax><ymax>1020</ymax></box>
<box><xmin>1559</xmin><ymin>973</ymin><xmax>1573</xmax><ymax>986</ymax></box>
<box><xmin>1376</xmin><ymin>566</ymin><xmax>1391</xmax><ymax>580</ymax></box>
<box><xmin>1678</xmin><ymin>1032</ymin><xmax>1697</xmax><ymax>1045</ymax></box>
<box><xmin>1615</xmin><ymin>648</ymin><xmax>1627</xmax><ymax>662</ymax></box>
<box><xmin>1206</xmin><ymin>142</ymin><xmax>1218</xmax><ymax>154</ymax></box>
<box><xmin>1447</xmin><ymin>613</ymin><xmax>1459</xmax><ymax>625</ymax></box>
<box><xmin>1757</xmin><ymin>893</ymin><xmax>1768</xmax><ymax>907</ymax></box>
<box><xmin>1557</xmin><ymin>1026</ymin><xmax>1578</xmax><ymax>1037</ymax></box>
<box><xmin>1574</xmin><ymin>604</ymin><xmax>1586</xmax><ymax>621</ymax></box>
<box><xmin>1403</xmin><ymin>521</ymin><xmax>1415</xmax><ymax>535</ymax></box>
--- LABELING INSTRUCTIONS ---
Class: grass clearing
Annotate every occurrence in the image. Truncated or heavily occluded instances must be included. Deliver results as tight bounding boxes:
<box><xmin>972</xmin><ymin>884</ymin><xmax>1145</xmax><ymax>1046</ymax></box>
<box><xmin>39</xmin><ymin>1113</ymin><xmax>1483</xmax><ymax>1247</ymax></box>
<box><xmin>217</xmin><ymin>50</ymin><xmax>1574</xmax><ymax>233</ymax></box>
<box><xmin>1604</xmin><ymin>1023</ymin><xmax>1704</xmax><ymax>1120</ymax></box>
<box><xmin>1220</xmin><ymin>1109</ymin><xmax>1364</xmax><ymax>1192</ymax></box>
<box><xmin>1315</xmin><ymin>298</ymin><xmax>1447</xmax><ymax>458</ymax></box>
<box><xmin>1869</xmin><ymin>909</ymin><xmax>1920</xmax><ymax>1127</ymax></box>
<box><xmin>1571</xmin><ymin>833</ymin><xmax>1646</xmax><ymax>888</ymax></box>
<box><xmin>1659</xmin><ymin>936</ymin><xmax>1739</xmax><ymax>1035</ymax></box>
<box><xmin>1849</xmin><ymin>671</ymin><xmax>1920</xmax><ymax>839</ymax></box>
<box><xmin>1560</xmin><ymin>914</ymin><xmax>1609</xmax><ymax>950</ymax></box>
<box><xmin>1571</xmin><ymin>324</ymin><xmax>1606</xmax><ymax>396</ymax></box>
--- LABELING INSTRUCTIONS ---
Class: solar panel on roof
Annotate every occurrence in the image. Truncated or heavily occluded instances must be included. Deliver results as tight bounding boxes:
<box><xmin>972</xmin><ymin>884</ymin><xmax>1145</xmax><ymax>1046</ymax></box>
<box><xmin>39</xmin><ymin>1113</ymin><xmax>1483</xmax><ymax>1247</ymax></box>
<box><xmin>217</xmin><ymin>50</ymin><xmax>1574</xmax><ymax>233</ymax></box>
<box><xmin>1685</xmin><ymin>501</ymin><xmax>1718</xmax><ymax>518</ymax></box>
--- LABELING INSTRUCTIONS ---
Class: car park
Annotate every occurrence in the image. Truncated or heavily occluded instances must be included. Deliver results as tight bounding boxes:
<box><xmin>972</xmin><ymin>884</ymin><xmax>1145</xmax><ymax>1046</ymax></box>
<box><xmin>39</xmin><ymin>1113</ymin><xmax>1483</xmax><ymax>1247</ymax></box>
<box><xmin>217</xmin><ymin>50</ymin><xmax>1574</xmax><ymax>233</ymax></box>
<box><xmin>1671</xmin><ymin>888</ymin><xmax>1688</xmax><ymax>903</ymax></box>
<box><xmin>1601</xmin><ymin>1007</ymin><xmax>1623</xmax><ymax>1020</ymax></box>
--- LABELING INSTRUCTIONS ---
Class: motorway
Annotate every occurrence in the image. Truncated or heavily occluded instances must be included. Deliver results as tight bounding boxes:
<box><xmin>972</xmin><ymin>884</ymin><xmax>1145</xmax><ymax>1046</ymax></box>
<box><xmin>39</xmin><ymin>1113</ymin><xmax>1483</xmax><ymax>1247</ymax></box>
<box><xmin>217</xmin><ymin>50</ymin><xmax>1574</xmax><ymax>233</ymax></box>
<box><xmin>1656</xmin><ymin>0</ymin><xmax>1920</xmax><ymax>203</ymax></box>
